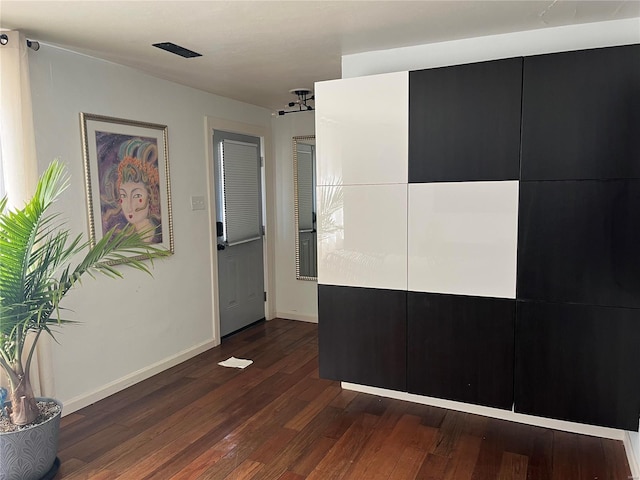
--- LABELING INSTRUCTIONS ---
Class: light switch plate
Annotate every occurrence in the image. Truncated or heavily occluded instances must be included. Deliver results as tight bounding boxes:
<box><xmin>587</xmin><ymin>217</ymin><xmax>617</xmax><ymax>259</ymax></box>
<box><xmin>190</xmin><ymin>195</ymin><xmax>206</xmax><ymax>211</ymax></box>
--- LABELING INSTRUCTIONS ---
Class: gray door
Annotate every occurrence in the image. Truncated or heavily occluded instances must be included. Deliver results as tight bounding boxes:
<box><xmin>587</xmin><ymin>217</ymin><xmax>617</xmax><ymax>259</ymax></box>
<box><xmin>214</xmin><ymin>131</ymin><xmax>265</xmax><ymax>337</ymax></box>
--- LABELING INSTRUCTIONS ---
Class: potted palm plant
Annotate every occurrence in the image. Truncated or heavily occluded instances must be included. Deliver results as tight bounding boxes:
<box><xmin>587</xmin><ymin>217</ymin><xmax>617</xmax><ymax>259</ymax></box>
<box><xmin>0</xmin><ymin>160</ymin><xmax>168</xmax><ymax>480</ymax></box>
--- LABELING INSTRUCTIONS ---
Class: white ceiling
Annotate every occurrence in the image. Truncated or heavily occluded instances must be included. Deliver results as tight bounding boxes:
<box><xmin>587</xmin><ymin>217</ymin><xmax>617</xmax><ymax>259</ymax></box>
<box><xmin>1</xmin><ymin>1</ymin><xmax>639</xmax><ymax>111</ymax></box>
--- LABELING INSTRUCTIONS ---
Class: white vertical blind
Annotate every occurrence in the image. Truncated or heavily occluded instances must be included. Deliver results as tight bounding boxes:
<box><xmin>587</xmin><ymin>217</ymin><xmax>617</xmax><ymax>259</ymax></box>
<box><xmin>296</xmin><ymin>144</ymin><xmax>314</xmax><ymax>231</ymax></box>
<box><xmin>221</xmin><ymin>139</ymin><xmax>262</xmax><ymax>245</ymax></box>
<box><xmin>0</xmin><ymin>31</ymin><xmax>38</xmax><ymax>208</ymax></box>
<box><xmin>0</xmin><ymin>137</ymin><xmax>5</xmax><ymax>199</ymax></box>
<box><xmin>0</xmin><ymin>31</ymin><xmax>52</xmax><ymax>397</ymax></box>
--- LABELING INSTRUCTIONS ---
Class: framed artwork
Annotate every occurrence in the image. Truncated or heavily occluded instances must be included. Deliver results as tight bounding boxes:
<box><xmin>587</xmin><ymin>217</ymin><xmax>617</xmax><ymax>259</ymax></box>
<box><xmin>80</xmin><ymin>113</ymin><xmax>174</xmax><ymax>263</ymax></box>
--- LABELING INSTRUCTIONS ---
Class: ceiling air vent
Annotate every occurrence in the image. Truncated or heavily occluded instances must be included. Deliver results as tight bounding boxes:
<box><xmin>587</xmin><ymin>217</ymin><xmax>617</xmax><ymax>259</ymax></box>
<box><xmin>152</xmin><ymin>42</ymin><xmax>202</xmax><ymax>58</ymax></box>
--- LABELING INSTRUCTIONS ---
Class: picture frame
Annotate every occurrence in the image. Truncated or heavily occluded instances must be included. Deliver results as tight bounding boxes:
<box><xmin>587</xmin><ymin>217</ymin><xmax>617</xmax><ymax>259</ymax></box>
<box><xmin>80</xmin><ymin>113</ymin><xmax>174</xmax><ymax>264</ymax></box>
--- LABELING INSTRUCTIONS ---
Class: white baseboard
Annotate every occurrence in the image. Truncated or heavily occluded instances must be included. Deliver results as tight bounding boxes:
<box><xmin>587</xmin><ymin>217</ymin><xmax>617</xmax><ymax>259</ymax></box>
<box><xmin>344</xmin><ymin>382</ymin><xmax>640</xmax><ymax>473</ymax></box>
<box><xmin>624</xmin><ymin>432</ymin><xmax>640</xmax><ymax>480</ymax></box>
<box><xmin>343</xmin><ymin>382</ymin><xmax>625</xmax><ymax>440</ymax></box>
<box><xmin>276</xmin><ymin>312</ymin><xmax>318</xmax><ymax>323</ymax></box>
<box><xmin>344</xmin><ymin>380</ymin><xmax>640</xmax><ymax>475</ymax></box>
<box><xmin>62</xmin><ymin>339</ymin><xmax>218</xmax><ymax>415</ymax></box>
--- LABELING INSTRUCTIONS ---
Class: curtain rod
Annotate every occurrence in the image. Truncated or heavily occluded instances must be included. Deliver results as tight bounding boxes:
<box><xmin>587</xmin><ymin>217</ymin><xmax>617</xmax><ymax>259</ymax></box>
<box><xmin>0</xmin><ymin>33</ymin><xmax>40</xmax><ymax>51</ymax></box>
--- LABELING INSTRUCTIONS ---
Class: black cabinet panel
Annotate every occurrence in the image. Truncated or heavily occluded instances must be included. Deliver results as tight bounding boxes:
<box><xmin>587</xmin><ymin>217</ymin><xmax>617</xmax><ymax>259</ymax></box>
<box><xmin>515</xmin><ymin>301</ymin><xmax>640</xmax><ymax>430</ymax></box>
<box><xmin>318</xmin><ymin>285</ymin><xmax>407</xmax><ymax>391</ymax></box>
<box><xmin>521</xmin><ymin>44</ymin><xmax>640</xmax><ymax>181</ymax></box>
<box><xmin>409</xmin><ymin>57</ymin><xmax>522</xmax><ymax>183</ymax></box>
<box><xmin>518</xmin><ymin>180</ymin><xmax>640</xmax><ymax>308</ymax></box>
<box><xmin>407</xmin><ymin>292</ymin><xmax>515</xmax><ymax>410</ymax></box>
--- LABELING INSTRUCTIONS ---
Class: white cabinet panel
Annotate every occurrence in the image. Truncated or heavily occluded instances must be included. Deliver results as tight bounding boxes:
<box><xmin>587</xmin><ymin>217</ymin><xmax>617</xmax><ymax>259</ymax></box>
<box><xmin>318</xmin><ymin>184</ymin><xmax>407</xmax><ymax>290</ymax></box>
<box><xmin>408</xmin><ymin>181</ymin><xmax>519</xmax><ymax>298</ymax></box>
<box><xmin>315</xmin><ymin>72</ymin><xmax>408</xmax><ymax>186</ymax></box>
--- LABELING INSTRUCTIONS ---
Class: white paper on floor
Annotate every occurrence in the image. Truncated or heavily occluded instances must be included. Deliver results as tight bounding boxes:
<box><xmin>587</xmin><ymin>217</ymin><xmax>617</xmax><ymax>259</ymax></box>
<box><xmin>218</xmin><ymin>356</ymin><xmax>253</xmax><ymax>369</ymax></box>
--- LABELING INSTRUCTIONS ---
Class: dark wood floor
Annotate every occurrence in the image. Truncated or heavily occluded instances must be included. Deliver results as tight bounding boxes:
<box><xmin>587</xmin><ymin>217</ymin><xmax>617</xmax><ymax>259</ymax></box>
<box><xmin>57</xmin><ymin>318</ymin><xmax>632</xmax><ymax>480</ymax></box>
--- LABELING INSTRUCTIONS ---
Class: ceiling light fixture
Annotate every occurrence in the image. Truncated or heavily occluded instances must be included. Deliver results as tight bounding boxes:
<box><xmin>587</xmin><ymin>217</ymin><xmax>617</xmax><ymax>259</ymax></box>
<box><xmin>277</xmin><ymin>88</ymin><xmax>314</xmax><ymax>116</ymax></box>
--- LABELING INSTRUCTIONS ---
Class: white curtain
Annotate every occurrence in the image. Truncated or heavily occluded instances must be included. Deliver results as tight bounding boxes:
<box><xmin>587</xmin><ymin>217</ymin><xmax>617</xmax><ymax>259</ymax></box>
<box><xmin>0</xmin><ymin>30</ymin><xmax>55</xmax><ymax>397</ymax></box>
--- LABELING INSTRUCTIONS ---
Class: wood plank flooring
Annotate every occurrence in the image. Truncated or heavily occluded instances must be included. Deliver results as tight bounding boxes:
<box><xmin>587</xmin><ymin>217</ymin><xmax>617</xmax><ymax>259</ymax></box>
<box><xmin>56</xmin><ymin>319</ymin><xmax>633</xmax><ymax>480</ymax></box>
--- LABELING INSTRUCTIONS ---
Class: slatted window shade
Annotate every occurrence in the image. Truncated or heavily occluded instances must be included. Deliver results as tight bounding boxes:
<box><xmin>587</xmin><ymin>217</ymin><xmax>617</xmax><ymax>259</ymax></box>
<box><xmin>296</xmin><ymin>144</ymin><xmax>314</xmax><ymax>232</ymax></box>
<box><xmin>221</xmin><ymin>139</ymin><xmax>261</xmax><ymax>245</ymax></box>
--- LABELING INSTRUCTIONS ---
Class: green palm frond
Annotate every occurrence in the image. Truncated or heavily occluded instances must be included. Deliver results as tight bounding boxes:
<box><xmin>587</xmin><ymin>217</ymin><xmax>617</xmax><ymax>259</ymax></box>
<box><xmin>0</xmin><ymin>160</ymin><xmax>168</xmax><ymax>379</ymax></box>
<box><xmin>318</xmin><ymin>180</ymin><xmax>344</xmax><ymax>240</ymax></box>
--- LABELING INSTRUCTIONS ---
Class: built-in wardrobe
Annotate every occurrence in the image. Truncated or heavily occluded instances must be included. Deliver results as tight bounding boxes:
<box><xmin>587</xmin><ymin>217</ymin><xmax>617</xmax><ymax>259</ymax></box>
<box><xmin>315</xmin><ymin>44</ymin><xmax>640</xmax><ymax>431</ymax></box>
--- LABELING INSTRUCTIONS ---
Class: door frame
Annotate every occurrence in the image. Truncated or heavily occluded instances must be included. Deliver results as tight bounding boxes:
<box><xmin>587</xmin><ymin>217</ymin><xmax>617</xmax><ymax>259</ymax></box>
<box><xmin>205</xmin><ymin>116</ymin><xmax>275</xmax><ymax>345</ymax></box>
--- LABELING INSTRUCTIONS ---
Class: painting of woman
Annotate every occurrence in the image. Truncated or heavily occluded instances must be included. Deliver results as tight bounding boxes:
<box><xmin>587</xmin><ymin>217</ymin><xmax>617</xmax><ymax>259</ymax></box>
<box><xmin>97</xmin><ymin>135</ymin><xmax>163</xmax><ymax>244</ymax></box>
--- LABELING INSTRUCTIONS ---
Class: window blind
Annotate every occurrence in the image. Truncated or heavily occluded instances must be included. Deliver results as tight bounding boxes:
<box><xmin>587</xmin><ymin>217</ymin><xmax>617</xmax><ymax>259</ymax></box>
<box><xmin>221</xmin><ymin>139</ymin><xmax>262</xmax><ymax>245</ymax></box>
<box><xmin>296</xmin><ymin>144</ymin><xmax>314</xmax><ymax>232</ymax></box>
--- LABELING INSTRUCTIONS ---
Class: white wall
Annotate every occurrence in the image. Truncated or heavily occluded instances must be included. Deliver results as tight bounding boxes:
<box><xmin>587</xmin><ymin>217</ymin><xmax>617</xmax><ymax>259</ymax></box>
<box><xmin>271</xmin><ymin>111</ymin><xmax>318</xmax><ymax>322</ymax></box>
<box><xmin>340</xmin><ymin>18</ymin><xmax>640</xmax><ymax>477</ymax></box>
<box><xmin>343</xmin><ymin>18</ymin><xmax>640</xmax><ymax>78</ymax></box>
<box><xmin>28</xmin><ymin>45</ymin><xmax>272</xmax><ymax>412</ymax></box>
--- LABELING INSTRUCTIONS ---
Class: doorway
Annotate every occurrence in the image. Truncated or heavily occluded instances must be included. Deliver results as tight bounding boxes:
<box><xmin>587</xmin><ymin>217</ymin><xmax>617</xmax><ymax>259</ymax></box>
<box><xmin>213</xmin><ymin>130</ymin><xmax>265</xmax><ymax>337</ymax></box>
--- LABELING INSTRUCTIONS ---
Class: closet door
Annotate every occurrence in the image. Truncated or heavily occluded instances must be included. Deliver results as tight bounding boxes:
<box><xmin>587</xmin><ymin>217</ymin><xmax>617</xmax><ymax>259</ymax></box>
<box><xmin>316</xmin><ymin>71</ymin><xmax>408</xmax><ymax>186</ymax></box>
<box><xmin>515</xmin><ymin>301</ymin><xmax>640</xmax><ymax>430</ymax></box>
<box><xmin>408</xmin><ymin>292</ymin><xmax>515</xmax><ymax>410</ymax></box>
<box><xmin>409</xmin><ymin>57</ymin><xmax>522</xmax><ymax>183</ymax></box>
<box><xmin>521</xmin><ymin>44</ymin><xmax>640</xmax><ymax>181</ymax></box>
<box><xmin>517</xmin><ymin>180</ymin><xmax>640</xmax><ymax>308</ymax></box>
<box><xmin>318</xmin><ymin>285</ymin><xmax>407</xmax><ymax>391</ymax></box>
